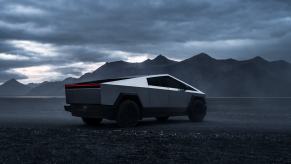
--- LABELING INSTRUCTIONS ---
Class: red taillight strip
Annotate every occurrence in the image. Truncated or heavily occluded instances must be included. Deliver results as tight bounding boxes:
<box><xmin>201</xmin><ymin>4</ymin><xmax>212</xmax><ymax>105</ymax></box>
<box><xmin>65</xmin><ymin>83</ymin><xmax>101</xmax><ymax>89</ymax></box>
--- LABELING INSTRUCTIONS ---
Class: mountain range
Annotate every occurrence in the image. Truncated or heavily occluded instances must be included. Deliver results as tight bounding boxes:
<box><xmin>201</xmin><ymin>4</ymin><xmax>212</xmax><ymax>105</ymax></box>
<box><xmin>1</xmin><ymin>53</ymin><xmax>291</xmax><ymax>97</ymax></box>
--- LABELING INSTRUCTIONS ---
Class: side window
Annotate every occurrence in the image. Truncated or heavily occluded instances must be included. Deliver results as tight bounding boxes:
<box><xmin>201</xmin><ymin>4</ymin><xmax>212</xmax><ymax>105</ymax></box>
<box><xmin>165</xmin><ymin>76</ymin><xmax>194</xmax><ymax>90</ymax></box>
<box><xmin>147</xmin><ymin>76</ymin><xmax>166</xmax><ymax>87</ymax></box>
<box><xmin>147</xmin><ymin>76</ymin><xmax>195</xmax><ymax>91</ymax></box>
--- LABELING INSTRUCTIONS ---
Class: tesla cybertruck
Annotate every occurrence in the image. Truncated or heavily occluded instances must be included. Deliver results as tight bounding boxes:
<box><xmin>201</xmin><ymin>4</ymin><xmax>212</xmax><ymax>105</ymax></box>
<box><xmin>65</xmin><ymin>74</ymin><xmax>207</xmax><ymax>127</ymax></box>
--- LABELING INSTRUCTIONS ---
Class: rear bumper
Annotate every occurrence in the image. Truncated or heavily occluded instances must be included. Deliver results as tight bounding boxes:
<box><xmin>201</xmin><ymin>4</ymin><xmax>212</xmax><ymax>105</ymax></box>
<box><xmin>64</xmin><ymin>104</ymin><xmax>115</xmax><ymax>120</ymax></box>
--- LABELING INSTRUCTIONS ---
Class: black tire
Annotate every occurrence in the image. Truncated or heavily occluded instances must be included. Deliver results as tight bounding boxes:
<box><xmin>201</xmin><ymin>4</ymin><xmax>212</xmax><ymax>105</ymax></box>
<box><xmin>188</xmin><ymin>99</ymin><xmax>207</xmax><ymax>122</ymax></box>
<box><xmin>116</xmin><ymin>99</ymin><xmax>140</xmax><ymax>127</ymax></box>
<box><xmin>82</xmin><ymin>117</ymin><xmax>102</xmax><ymax>126</ymax></box>
<box><xmin>156</xmin><ymin>116</ymin><xmax>169</xmax><ymax>122</ymax></box>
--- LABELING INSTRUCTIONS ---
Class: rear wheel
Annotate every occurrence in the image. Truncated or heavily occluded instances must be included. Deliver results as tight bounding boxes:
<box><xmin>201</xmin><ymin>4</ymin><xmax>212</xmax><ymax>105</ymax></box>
<box><xmin>82</xmin><ymin>117</ymin><xmax>102</xmax><ymax>126</ymax></box>
<box><xmin>188</xmin><ymin>99</ymin><xmax>207</xmax><ymax>122</ymax></box>
<box><xmin>156</xmin><ymin>116</ymin><xmax>169</xmax><ymax>122</ymax></box>
<box><xmin>116</xmin><ymin>100</ymin><xmax>140</xmax><ymax>127</ymax></box>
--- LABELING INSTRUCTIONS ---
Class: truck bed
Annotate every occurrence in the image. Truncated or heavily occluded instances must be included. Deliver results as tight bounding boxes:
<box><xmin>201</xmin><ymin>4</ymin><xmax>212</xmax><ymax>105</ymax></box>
<box><xmin>65</xmin><ymin>88</ymin><xmax>101</xmax><ymax>104</ymax></box>
<box><xmin>65</xmin><ymin>77</ymin><xmax>131</xmax><ymax>105</ymax></box>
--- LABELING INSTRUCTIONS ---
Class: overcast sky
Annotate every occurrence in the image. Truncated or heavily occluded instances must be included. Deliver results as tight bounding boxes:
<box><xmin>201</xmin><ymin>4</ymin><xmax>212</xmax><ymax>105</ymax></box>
<box><xmin>0</xmin><ymin>0</ymin><xmax>291</xmax><ymax>83</ymax></box>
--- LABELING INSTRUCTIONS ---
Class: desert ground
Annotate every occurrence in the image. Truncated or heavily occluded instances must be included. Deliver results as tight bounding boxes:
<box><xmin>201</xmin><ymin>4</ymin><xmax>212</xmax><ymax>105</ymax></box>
<box><xmin>0</xmin><ymin>97</ymin><xmax>290</xmax><ymax>163</ymax></box>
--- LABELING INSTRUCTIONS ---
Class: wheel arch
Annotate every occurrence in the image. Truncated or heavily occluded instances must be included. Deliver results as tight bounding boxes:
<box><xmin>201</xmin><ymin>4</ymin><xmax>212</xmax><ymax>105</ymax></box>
<box><xmin>114</xmin><ymin>93</ymin><xmax>143</xmax><ymax>108</ymax></box>
<box><xmin>189</xmin><ymin>96</ymin><xmax>206</xmax><ymax>104</ymax></box>
<box><xmin>187</xmin><ymin>96</ymin><xmax>207</xmax><ymax>112</ymax></box>
<box><xmin>114</xmin><ymin>93</ymin><xmax>144</xmax><ymax>119</ymax></box>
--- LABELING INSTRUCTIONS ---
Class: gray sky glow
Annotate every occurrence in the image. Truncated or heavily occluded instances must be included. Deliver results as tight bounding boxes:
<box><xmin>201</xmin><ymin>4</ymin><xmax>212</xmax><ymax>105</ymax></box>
<box><xmin>0</xmin><ymin>0</ymin><xmax>291</xmax><ymax>83</ymax></box>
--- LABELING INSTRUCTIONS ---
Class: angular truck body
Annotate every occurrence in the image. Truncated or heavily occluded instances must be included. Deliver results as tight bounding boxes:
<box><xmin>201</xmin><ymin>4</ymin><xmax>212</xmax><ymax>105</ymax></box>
<box><xmin>65</xmin><ymin>74</ymin><xmax>207</xmax><ymax>127</ymax></box>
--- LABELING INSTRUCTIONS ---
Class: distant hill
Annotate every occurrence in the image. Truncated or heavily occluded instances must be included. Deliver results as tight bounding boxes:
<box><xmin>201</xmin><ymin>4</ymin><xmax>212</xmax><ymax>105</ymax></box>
<box><xmin>26</xmin><ymin>77</ymin><xmax>78</xmax><ymax>96</ymax></box>
<box><xmin>1</xmin><ymin>53</ymin><xmax>291</xmax><ymax>96</ymax></box>
<box><xmin>142</xmin><ymin>54</ymin><xmax>177</xmax><ymax>65</ymax></box>
<box><xmin>0</xmin><ymin>79</ymin><xmax>30</xmax><ymax>96</ymax></box>
<box><xmin>78</xmin><ymin>54</ymin><xmax>177</xmax><ymax>82</ymax></box>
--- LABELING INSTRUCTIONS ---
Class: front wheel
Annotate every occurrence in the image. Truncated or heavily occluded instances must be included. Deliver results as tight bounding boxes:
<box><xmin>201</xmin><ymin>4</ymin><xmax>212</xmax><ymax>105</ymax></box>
<box><xmin>116</xmin><ymin>100</ymin><xmax>140</xmax><ymax>127</ymax></box>
<box><xmin>82</xmin><ymin>117</ymin><xmax>103</xmax><ymax>126</ymax></box>
<box><xmin>188</xmin><ymin>99</ymin><xmax>207</xmax><ymax>122</ymax></box>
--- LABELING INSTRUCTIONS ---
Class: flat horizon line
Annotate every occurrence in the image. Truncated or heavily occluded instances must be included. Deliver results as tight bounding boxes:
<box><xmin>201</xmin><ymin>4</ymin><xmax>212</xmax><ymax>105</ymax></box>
<box><xmin>1</xmin><ymin>96</ymin><xmax>291</xmax><ymax>99</ymax></box>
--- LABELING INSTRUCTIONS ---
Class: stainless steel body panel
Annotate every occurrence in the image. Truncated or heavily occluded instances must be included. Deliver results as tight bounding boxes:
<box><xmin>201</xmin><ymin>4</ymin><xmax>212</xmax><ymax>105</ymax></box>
<box><xmin>147</xmin><ymin>87</ymin><xmax>169</xmax><ymax>108</ymax></box>
<box><xmin>101</xmin><ymin>84</ymin><xmax>150</xmax><ymax>107</ymax></box>
<box><xmin>167</xmin><ymin>88</ymin><xmax>192</xmax><ymax>108</ymax></box>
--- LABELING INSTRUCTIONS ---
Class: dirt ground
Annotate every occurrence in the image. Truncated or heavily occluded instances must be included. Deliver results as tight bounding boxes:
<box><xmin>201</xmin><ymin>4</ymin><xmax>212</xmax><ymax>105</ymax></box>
<box><xmin>0</xmin><ymin>97</ymin><xmax>290</xmax><ymax>163</ymax></box>
<box><xmin>0</xmin><ymin>128</ymin><xmax>290</xmax><ymax>164</ymax></box>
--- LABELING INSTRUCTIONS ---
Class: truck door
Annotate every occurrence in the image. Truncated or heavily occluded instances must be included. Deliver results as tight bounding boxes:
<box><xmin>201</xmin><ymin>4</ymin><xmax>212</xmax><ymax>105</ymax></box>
<box><xmin>148</xmin><ymin>87</ymin><xmax>169</xmax><ymax>107</ymax></box>
<box><xmin>163</xmin><ymin>76</ymin><xmax>192</xmax><ymax>109</ymax></box>
<box><xmin>146</xmin><ymin>76</ymin><xmax>169</xmax><ymax>107</ymax></box>
<box><xmin>167</xmin><ymin>88</ymin><xmax>190</xmax><ymax>108</ymax></box>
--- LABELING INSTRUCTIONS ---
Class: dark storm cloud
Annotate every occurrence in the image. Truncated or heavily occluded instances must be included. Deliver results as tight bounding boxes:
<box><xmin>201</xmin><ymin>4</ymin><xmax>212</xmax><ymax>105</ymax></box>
<box><xmin>1</xmin><ymin>0</ymin><xmax>290</xmax><ymax>44</ymax></box>
<box><xmin>53</xmin><ymin>67</ymin><xmax>84</xmax><ymax>77</ymax></box>
<box><xmin>59</xmin><ymin>45</ymin><xmax>119</xmax><ymax>62</ymax></box>
<box><xmin>0</xmin><ymin>0</ymin><xmax>291</xmax><ymax>82</ymax></box>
